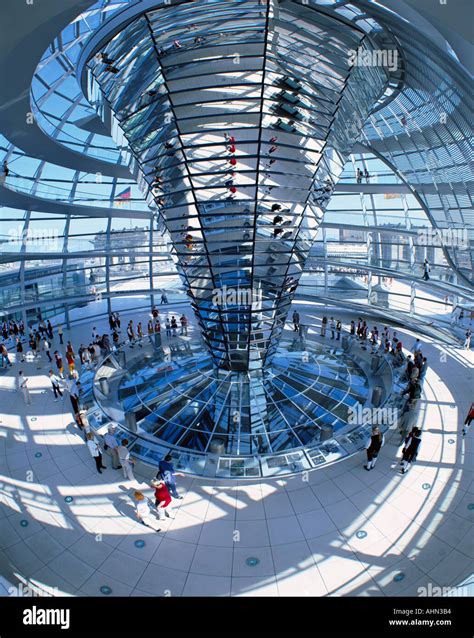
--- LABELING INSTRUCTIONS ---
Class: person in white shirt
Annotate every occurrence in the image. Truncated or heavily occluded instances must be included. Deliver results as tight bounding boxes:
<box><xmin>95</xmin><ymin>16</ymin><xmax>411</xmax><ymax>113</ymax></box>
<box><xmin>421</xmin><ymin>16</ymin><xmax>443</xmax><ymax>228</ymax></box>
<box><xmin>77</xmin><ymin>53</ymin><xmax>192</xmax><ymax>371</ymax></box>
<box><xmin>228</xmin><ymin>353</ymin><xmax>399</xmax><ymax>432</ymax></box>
<box><xmin>19</xmin><ymin>370</ymin><xmax>31</xmax><ymax>405</ymax></box>
<box><xmin>82</xmin><ymin>347</ymin><xmax>91</xmax><ymax>368</ymax></box>
<box><xmin>48</xmin><ymin>369</ymin><xmax>63</xmax><ymax>401</ymax></box>
<box><xmin>77</xmin><ymin>410</ymin><xmax>91</xmax><ymax>440</ymax></box>
<box><xmin>42</xmin><ymin>338</ymin><xmax>52</xmax><ymax>362</ymax></box>
<box><xmin>411</xmin><ymin>338</ymin><xmax>422</xmax><ymax>354</ymax></box>
<box><xmin>118</xmin><ymin>439</ymin><xmax>135</xmax><ymax>480</ymax></box>
<box><xmin>103</xmin><ymin>425</ymin><xmax>121</xmax><ymax>470</ymax></box>
<box><xmin>134</xmin><ymin>492</ymin><xmax>160</xmax><ymax>532</ymax></box>
<box><xmin>86</xmin><ymin>432</ymin><xmax>107</xmax><ymax>473</ymax></box>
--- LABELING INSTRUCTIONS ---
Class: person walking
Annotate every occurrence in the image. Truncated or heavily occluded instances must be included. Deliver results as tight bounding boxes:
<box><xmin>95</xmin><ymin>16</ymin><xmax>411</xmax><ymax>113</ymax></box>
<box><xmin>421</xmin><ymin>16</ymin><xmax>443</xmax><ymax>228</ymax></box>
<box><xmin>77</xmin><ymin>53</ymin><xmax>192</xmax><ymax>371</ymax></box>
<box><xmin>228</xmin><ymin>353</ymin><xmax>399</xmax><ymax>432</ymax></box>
<box><xmin>165</xmin><ymin>318</ymin><xmax>171</xmax><ymax>338</ymax></box>
<box><xmin>292</xmin><ymin>311</ymin><xmax>300</xmax><ymax>332</ymax></box>
<box><xmin>86</xmin><ymin>432</ymin><xmax>107</xmax><ymax>473</ymax></box>
<box><xmin>464</xmin><ymin>328</ymin><xmax>472</xmax><ymax>350</ymax></box>
<box><xmin>69</xmin><ymin>379</ymin><xmax>81</xmax><ymax>416</ymax></box>
<box><xmin>160</xmin><ymin>291</ymin><xmax>168</xmax><ymax>304</ymax></box>
<box><xmin>57</xmin><ymin>325</ymin><xmax>64</xmax><ymax>345</ymax></box>
<box><xmin>118</xmin><ymin>439</ymin><xmax>135</xmax><ymax>480</ymax></box>
<box><xmin>103</xmin><ymin>425</ymin><xmax>122</xmax><ymax>469</ymax></box>
<box><xmin>336</xmin><ymin>319</ymin><xmax>342</xmax><ymax>341</ymax></box>
<box><xmin>65</xmin><ymin>350</ymin><xmax>75</xmax><ymax>375</ymax></box>
<box><xmin>364</xmin><ymin>426</ymin><xmax>385</xmax><ymax>471</ymax></box>
<box><xmin>329</xmin><ymin>317</ymin><xmax>335</xmax><ymax>339</ymax></box>
<box><xmin>321</xmin><ymin>315</ymin><xmax>327</xmax><ymax>337</ymax></box>
<box><xmin>42</xmin><ymin>337</ymin><xmax>52</xmax><ymax>362</ymax></box>
<box><xmin>54</xmin><ymin>351</ymin><xmax>64</xmax><ymax>378</ymax></box>
<box><xmin>19</xmin><ymin>371</ymin><xmax>31</xmax><ymax>405</ymax></box>
<box><xmin>156</xmin><ymin>453</ymin><xmax>184</xmax><ymax>499</ymax></box>
<box><xmin>400</xmin><ymin>427</ymin><xmax>422</xmax><ymax>473</ymax></box>
<box><xmin>152</xmin><ymin>479</ymin><xmax>173</xmax><ymax>520</ymax></box>
<box><xmin>134</xmin><ymin>492</ymin><xmax>161</xmax><ymax>531</ymax></box>
<box><xmin>463</xmin><ymin>402</ymin><xmax>474</xmax><ymax>436</ymax></box>
<box><xmin>49</xmin><ymin>369</ymin><xmax>63</xmax><ymax>402</ymax></box>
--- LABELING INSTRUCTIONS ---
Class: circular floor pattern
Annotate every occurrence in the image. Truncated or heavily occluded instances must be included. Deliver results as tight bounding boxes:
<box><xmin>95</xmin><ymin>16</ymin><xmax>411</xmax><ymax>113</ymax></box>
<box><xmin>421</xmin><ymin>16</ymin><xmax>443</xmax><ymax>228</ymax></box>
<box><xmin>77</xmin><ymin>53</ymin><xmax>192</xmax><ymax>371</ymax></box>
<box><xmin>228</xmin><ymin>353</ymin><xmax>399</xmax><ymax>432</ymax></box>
<box><xmin>85</xmin><ymin>336</ymin><xmax>399</xmax><ymax>478</ymax></box>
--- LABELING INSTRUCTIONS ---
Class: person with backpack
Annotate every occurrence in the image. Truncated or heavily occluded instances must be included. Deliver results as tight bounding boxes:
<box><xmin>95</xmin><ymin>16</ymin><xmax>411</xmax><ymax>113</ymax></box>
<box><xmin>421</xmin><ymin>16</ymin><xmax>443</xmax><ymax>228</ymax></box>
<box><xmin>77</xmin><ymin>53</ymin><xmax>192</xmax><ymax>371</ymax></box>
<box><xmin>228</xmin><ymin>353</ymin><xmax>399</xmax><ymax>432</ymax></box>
<box><xmin>400</xmin><ymin>427</ymin><xmax>422</xmax><ymax>473</ymax></box>
<box><xmin>364</xmin><ymin>426</ymin><xmax>385</xmax><ymax>471</ymax></box>
<box><xmin>156</xmin><ymin>454</ymin><xmax>183</xmax><ymax>499</ymax></box>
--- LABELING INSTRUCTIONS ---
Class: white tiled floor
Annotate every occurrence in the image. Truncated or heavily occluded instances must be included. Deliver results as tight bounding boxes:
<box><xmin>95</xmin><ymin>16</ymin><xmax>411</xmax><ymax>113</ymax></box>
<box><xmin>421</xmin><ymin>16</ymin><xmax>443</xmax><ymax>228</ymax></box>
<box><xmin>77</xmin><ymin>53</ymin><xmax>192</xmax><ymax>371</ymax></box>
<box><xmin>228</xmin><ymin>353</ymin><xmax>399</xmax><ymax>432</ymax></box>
<box><xmin>0</xmin><ymin>309</ymin><xmax>473</xmax><ymax>597</ymax></box>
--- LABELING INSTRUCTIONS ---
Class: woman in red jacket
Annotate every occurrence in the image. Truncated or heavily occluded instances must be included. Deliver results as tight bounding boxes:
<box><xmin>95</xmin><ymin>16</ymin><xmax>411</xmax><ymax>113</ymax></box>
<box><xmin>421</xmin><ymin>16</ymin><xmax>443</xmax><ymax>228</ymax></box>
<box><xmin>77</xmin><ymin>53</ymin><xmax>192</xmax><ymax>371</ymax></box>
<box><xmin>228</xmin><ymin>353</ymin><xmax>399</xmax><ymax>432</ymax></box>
<box><xmin>152</xmin><ymin>479</ymin><xmax>173</xmax><ymax>520</ymax></box>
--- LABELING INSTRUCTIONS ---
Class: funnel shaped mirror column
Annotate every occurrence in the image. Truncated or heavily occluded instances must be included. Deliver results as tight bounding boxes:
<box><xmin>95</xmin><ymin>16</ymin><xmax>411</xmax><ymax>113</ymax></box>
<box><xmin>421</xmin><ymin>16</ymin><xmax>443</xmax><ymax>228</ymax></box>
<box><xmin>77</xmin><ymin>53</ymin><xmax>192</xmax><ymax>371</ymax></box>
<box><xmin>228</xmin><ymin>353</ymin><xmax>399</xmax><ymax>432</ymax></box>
<box><xmin>86</xmin><ymin>0</ymin><xmax>387</xmax><ymax>372</ymax></box>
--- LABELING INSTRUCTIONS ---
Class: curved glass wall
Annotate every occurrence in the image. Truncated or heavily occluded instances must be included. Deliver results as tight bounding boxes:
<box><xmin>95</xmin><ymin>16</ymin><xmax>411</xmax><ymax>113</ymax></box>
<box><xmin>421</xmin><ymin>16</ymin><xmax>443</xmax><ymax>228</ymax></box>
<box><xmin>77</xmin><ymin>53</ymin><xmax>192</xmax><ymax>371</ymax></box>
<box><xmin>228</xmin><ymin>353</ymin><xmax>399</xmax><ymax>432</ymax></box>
<box><xmin>1</xmin><ymin>0</ymin><xmax>472</xmax><ymax>333</ymax></box>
